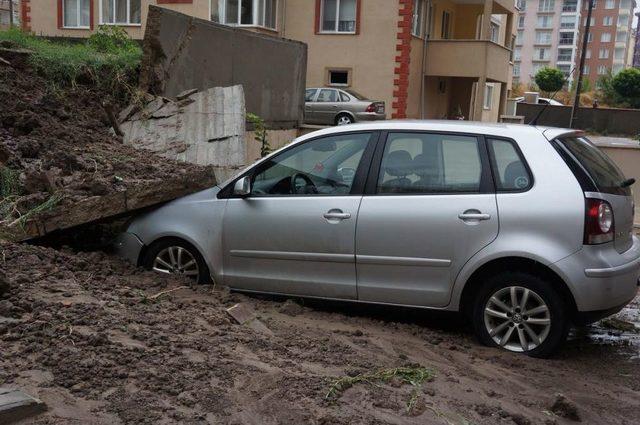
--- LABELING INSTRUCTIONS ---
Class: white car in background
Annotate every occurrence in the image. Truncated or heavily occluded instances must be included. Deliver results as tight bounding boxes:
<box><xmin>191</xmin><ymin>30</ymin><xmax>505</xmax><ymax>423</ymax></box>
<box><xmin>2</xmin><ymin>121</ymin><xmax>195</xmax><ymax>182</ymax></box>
<box><xmin>515</xmin><ymin>97</ymin><xmax>564</xmax><ymax>106</ymax></box>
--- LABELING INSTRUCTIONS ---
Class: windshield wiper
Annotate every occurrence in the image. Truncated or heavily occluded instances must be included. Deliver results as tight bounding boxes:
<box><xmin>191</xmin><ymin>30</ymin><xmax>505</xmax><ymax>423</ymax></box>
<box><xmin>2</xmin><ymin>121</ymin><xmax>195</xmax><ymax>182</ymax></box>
<box><xmin>620</xmin><ymin>178</ymin><xmax>636</xmax><ymax>188</ymax></box>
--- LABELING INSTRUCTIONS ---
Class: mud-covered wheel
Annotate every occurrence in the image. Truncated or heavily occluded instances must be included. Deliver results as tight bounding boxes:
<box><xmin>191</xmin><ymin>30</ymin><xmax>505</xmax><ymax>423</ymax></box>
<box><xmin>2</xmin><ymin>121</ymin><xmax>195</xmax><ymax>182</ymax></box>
<box><xmin>335</xmin><ymin>113</ymin><xmax>354</xmax><ymax>126</ymax></box>
<box><xmin>142</xmin><ymin>238</ymin><xmax>211</xmax><ymax>284</ymax></box>
<box><xmin>471</xmin><ymin>271</ymin><xmax>569</xmax><ymax>358</ymax></box>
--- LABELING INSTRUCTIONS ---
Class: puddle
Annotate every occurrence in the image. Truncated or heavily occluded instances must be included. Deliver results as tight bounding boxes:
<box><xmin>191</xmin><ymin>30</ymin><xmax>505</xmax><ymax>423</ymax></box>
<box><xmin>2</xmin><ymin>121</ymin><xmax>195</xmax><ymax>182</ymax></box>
<box><xmin>573</xmin><ymin>295</ymin><xmax>640</xmax><ymax>358</ymax></box>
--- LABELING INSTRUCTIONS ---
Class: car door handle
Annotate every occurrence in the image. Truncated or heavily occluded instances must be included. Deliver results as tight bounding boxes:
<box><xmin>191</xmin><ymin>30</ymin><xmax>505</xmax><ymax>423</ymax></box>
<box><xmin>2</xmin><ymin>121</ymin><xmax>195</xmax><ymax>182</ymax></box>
<box><xmin>323</xmin><ymin>211</ymin><xmax>351</xmax><ymax>220</ymax></box>
<box><xmin>458</xmin><ymin>213</ymin><xmax>491</xmax><ymax>221</ymax></box>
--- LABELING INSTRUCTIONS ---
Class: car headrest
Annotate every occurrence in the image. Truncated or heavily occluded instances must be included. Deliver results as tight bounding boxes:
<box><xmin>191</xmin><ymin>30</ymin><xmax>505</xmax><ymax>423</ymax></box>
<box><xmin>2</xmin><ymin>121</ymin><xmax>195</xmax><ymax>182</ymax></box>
<box><xmin>412</xmin><ymin>154</ymin><xmax>439</xmax><ymax>178</ymax></box>
<box><xmin>383</xmin><ymin>150</ymin><xmax>413</xmax><ymax>177</ymax></box>
<box><xmin>504</xmin><ymin>161</ymin><xmax>529</xmax><ymax>189</ymax></box>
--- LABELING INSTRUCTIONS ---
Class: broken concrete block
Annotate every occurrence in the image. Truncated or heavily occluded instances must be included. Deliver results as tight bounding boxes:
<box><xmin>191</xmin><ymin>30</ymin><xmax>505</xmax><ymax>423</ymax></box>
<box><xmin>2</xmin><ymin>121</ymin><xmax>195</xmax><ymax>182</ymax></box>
<box><xmin>176</xmin><ymin>88</ymin><xmax>198</xmax><ymax>101</ymax></box>
<box><xmin>226</xmin><ymin>303</ymin><xmax>256</xmax><ymax>325</ymax></box>
<box><xmin>0</xmin><ymin>388</ymin><xmax>46</xmax><ymax>423</ymax></box>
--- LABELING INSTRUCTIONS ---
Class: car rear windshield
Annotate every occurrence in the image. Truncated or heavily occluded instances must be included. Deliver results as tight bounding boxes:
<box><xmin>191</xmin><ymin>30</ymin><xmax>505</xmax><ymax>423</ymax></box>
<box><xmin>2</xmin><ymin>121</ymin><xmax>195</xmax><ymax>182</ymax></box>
<box><xmin>557</xmin><ymin>136</ymin><xmax>630</xmax><ymax>196</ymax></box>
<box><xmin>344</xmin><ymin>90</ymin><xmax>368</xmax><ymax>101</ymax></box>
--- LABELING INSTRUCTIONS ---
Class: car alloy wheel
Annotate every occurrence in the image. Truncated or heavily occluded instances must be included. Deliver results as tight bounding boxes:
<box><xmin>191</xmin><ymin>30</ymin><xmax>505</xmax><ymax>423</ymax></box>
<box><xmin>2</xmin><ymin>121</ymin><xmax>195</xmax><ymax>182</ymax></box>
<box><xmin>152</xmin><ymin>246</ymin><xmax>200</xmax><ymax>281</ymax></box>
<box><xmin>483</xmin><ymin>286</ymin><xmax>551</xmax><ymax>352</ymax></box>
<box><xmin>336</xmin><ymin>115</ymin><xmax>353</xmax><ymax>126</ymax></box>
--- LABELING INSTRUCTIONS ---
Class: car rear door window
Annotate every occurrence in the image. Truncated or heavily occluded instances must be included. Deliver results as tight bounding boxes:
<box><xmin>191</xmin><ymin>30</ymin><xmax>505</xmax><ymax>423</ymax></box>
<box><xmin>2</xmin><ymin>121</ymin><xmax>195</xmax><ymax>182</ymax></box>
<box><xmin>487</xmin><ymin>138</ymin><xmax>532</xmax><ymax>191</ymax></box>
<box><xmin>339</xmin><ymin>92</ymin><xmax>351</xmax><ymax>102</ymax></box>
<box><xmin>557</xmin><ymin>136</ymin><xmax>630</xmax><ymax>195</ymax></box>
<box><xmin>317</xmin><ymin>89</ymin><xmax>338</xmax><ymax>102</ymax></box>
<box><xmin>377</xmin><ymin>132</ymin><xmax>482</xmax><ymax>194</ymax></box>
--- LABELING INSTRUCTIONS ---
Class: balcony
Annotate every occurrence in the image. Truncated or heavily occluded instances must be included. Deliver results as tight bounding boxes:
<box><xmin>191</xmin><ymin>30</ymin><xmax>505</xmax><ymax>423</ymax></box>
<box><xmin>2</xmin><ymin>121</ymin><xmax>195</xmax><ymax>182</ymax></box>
<box><xmin>425</xmin><ymin>39</ymin><xmax>512</xmax><ymax>83</ymax></box>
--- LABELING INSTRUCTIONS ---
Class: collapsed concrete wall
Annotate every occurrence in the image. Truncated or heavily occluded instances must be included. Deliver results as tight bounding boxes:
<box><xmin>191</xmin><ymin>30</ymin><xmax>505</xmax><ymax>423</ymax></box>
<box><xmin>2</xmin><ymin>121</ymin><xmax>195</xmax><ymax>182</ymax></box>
<box><xmin>140</xmin><ymin>5</ymin><xmax>307</xmax><ymax>130</ymax></box>
<box><xmin>120</xmin><ymin>86</ymin><xmax>246</xmax><ymax>173</ymax></box>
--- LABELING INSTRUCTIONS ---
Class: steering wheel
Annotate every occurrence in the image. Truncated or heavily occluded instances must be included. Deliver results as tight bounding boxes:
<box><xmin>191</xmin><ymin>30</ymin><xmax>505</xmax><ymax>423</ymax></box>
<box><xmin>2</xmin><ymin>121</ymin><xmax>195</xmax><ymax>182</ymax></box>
<box><xmin>291</xmin><ymin>173</ymin><xmax>318</xmax><ymax>194</ymax></box>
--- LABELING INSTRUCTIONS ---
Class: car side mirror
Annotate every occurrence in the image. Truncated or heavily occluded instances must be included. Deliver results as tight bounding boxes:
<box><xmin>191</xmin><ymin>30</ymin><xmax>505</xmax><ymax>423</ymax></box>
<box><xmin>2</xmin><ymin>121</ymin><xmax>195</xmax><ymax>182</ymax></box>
<box><xmin>233</xmin><ymin>176</ymin><xmax>251</xmax><ymax>197</ymax></box>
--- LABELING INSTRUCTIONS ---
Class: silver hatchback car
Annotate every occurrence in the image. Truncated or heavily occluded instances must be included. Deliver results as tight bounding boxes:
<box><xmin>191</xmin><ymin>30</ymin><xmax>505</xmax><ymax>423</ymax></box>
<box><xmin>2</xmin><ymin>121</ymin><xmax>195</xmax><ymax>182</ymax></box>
<box><xmin>116</xmin><ymin>121</ymin><xmax>640</xmax><ymax>357</ymax></box>
<box><xmin>304</xmin><ymin>88</ymin><xmax>386</xmax><ymax>126</ymax></box>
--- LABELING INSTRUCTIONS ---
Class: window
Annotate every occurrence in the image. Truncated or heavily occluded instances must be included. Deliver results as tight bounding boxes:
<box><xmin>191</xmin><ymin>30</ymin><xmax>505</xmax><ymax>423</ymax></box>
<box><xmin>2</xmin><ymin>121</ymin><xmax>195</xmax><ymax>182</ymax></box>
<box><xmin>516</xmin><ymin>30</ymin><xmax>524</xmax><ymax>45</ymax></box>
<box><xmin>583</xmin><ymin>65</ymin><xmax>590</xmax><ymax>74</ymax></box>
<box><xmin>603</xmin><ymin>16</ymin><xmax>613</xmax><ymax>26</ymax></box>
<box><xmin>535</xmin><ymin>31</ymin><xmax>552</xmax><ymax>44</ymax></box>
<box><xmin>562</xmin><ymin>0</ymin><xmax>577</xmax><ymax>11</ymax></box>
<box><xmin>513</xmin><ymin>63</ymin><xmax>521</xmax><ymax>77</ymax></box>
<box><xmin>514</xmin><ymin>47</ymin><xmax>522</xmax><ymax>61</ymax></box>
<box><xmin>412</xmin><ymin>0</ymin><xmax>426</xmax><ymax>37</ymax></box>
<box><xmin>316</xmin><ymin>89</ymin><xmax>338</xmax><ymax>102</ymax></box>
<box><xmin>585</xmin><ymin>48</ymin><xmax>591</xmax><ymax>58</ymax></box>
<box><xmin>328</xmin><ymin>70</ymin><xmax>349</xmax><ymax>86</ymax></box>
<box><xmin>601</xmin><ymin>32</ymin><xmax>611</xmax><ymax>42</ymax></box>
<box><xmin>583</xmin><ymin>17</ymin><xmax>595</xmax><ymax>26</ymax></box>
<box><xmin>517</xmin><ymin>0</ymin><xmax>527</xmax><ymax>9</ymax></box>
<box><xmin>517</xmin><ymin>15</ymin><xmax>525</xmax><ymax>28</ymax></box>
<box><xmin>599</xmin><ymin>48</ymin><xmax>609</xmax><ymax>58</ymax></box>
<box><xmin>490</xmin><ymin>22</ymin><xmax>500</xmax><ymax>43</ymax></box>
<box><xmin>604</xmin><ymin>0</ymin><xmax>615</xmax><ymax>8</ymax></box>
<box><xmin>339</xmin><ymin>91</ymin><xmax>351</xmax><ymax>102</ymax></box>
<box><xmin>488</xmin><ymin>139</ymin><xmax>531</xmax><ymax>191</ymax></box>
<box><xmin>597</xmin><ymin>65</ymin><xmax>609</xmax><ymax>74</ymax></box>
<box><xmin>537</xmin><ymin>15</ymin><xmax>552</xmax><ymax>28</ymax></box>
<box><xmin>616</xmin><ymin>31</ymin><xmax>627</xmax><ymax>41</ymax></box>
<box><xmin>618</xmin><ymin>15</ymin><xmax>629</xmax><ymax>27</ymax></box>
<box><xmin>100</xmin><ymin>0</ymin><xmax>141</xmax><ymax>25</ymax></box>
<box><xmin>215</xmin><ymin>0</ymin><xmax>277</xmax><ymax>29</ymax></box>
<box><xmin>534</xmin><ymin>48</ymin><xmax>550</xmax><ymax>60</ymax></box>
<box><xmin>321</xmin><ymin>0</ymin><xmax>357</xmax><ymax>33</ymax></box>
<box><xmin>251</xmin><ymin>133</ymin><xmax>371</xmax><ymax>196</ymax></box>
<box><xmin>377</xmin><ymin>133</ymin><xmax>482</xmax><ymax>194</ymax></box>
<box><xmin>587</xmin><ymin>33</ymin><xmax>593</xmax><ymax>43</ymax></box>
<box><xmin>585</xmin><ymin>0</ymin><xmax>597</xmax><ymax>8</ymax></box>
<box><xmin>614</xmin><ymin>47</ymin><xmax>625</xmax><ymax>59</ymax></box>
<box><xmin>559</xmin><ymin>32</ymin><xmax>574</xmax><ymax>45</ymax></box>
<box><xmin>557</xmin><ymin>48</ymin><xmax>572</xmax><ymax>61</ymax></box>
<box><xmin>483</xmin><ymin>84</ymin><xmax>494</xmax><ymax>109</ymax></box>
<box><xmin>305</xmin><ymin>89</ymin><xmax>317</xmax><ymax>102</ymax></box>
<box><xmin>558</xmin><ymin>64</ymin><xmax>570</xmax><ymax>77</ymax></box>
<box><xmin>64</xmin><ymin>0</ymin><xmax>90</xmax><ymax>28</ymax></box>
<box><xmin>560</xmin><ymin>16</ymin><xmax>575</xmax><ymax>29</ymax></box>
<box><xmin>441</xmin><ymin>11</ymin><xmax>451</xmax><ymax>39</ymax></box>
<box><xmin>538</xmin><ymin>0</ymin><xmax>555</xmax><ymax>12</ymax></box>
<box><xmin>613</xmin><ymin>64</ymin><xmax>623</xmax><ymax>74</ymax></box>
<box><xmin>619</xmin><ymin>0</ymin><xmax>631</xmax><ymax>8</ymax></box>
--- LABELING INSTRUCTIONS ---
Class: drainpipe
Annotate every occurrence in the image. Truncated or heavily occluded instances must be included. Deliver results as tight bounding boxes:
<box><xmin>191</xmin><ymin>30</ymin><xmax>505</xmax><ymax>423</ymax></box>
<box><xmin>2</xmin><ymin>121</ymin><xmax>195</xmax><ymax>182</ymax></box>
<box><xmin>419</xmin><ymin>0</ymin><xmax>432</xmax><ymax>119</ymax></box>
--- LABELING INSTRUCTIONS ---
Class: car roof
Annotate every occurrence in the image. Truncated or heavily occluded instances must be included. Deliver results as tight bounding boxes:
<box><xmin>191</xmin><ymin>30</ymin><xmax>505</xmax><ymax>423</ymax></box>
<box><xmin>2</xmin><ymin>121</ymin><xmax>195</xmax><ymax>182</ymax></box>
<box><xmin>295</xmin><ymin>120</ymin><xmax>578</xmax><ymax>143</ymax></box>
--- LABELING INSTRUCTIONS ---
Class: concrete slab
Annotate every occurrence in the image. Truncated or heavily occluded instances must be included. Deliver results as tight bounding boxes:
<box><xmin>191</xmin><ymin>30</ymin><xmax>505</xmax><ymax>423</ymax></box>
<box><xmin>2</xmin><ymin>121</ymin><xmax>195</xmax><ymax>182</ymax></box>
<box><xmin>226</xmin><ymin>303</ymin><xmax>256</xmax><ymax>325</ymax></box>
<box><xmin>0</xmin><ymin>388</ymin><xmax>46</xmax><ymax>423</ymax></box>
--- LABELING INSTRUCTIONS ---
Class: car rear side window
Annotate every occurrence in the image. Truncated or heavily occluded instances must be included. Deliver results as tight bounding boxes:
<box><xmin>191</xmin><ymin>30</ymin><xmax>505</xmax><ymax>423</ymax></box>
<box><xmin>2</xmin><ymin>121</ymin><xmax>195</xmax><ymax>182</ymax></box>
<box><xmin>557</xmin><ymin>136</ymin><xmax>630</xmax><ymax>196</ymax></box>
<box><xmin>487</xmin><ymin>138</ymin><xmax>532</xmax><ymax>191</ymax></box>
<box><xmin>377</xmin><ymin>132</ymin><xmax>482</xmax><ymax>194</ymax></box>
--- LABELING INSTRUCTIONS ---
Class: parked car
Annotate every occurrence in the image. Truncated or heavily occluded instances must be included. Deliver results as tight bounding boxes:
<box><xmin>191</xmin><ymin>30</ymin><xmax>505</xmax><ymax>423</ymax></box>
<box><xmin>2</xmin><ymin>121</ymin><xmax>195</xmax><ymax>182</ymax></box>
<box><xmin>304</xmin><ymin>88</ymin><xmax>386</xmax><ymax>126</ymax></box>
<box><xmin>116</xmin><ymin>121</ymin><xmax>639</xmax><ymax>357</ymax></box>
<box><xmin>515</xmin><ymin>96</ymin><xmax>564</xmax><ymax>106</ymax></box>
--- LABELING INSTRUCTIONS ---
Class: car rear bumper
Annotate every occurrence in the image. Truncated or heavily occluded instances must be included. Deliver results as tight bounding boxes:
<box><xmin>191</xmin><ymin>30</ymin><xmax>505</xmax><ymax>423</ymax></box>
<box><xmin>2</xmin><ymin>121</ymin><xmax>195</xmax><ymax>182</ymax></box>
<box><xmin>553</xmin><ymin>235</ymin><xmax>640</xmax><ymax>313</ymax></box>
<box><xmin>354</xmin><ymin>112</ymin><xmax>386</xmax><ymax>121</ymax></box>
<box><xmin>114</xmin><ymin>232</ymin><xmax>145</xmax><ymax>266</ymax></box>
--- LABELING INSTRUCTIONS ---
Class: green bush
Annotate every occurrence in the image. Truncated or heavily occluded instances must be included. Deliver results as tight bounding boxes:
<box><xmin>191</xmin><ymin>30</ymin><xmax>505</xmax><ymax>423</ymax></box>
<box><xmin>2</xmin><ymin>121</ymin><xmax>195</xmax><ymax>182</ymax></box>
<box><xmin>0</xmin><ymin>27</ymin><xmax>141</xmax><ymax>101</ymax></box>
<box><xmin>534</xmin><ymin>67</ymin><xmax>565</xmax><ymax>95</ymax></box>
<box><xmin>611</xmin><ymin>68</ymin><xmax>640</xmax><ymax>108</ymax></box>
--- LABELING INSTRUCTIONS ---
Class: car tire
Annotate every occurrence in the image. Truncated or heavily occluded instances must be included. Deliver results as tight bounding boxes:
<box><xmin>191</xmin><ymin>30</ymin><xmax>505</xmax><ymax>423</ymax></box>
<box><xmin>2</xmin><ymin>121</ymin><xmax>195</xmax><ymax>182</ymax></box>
<box><xmin>335</xmin><ymin>113</ymin><xmax>354</xmax><ymax>126</ymax></box>
<box><xmin>142</xmin><ymin>238</ymin><xmax>211</xmax><ymax>285</ymax></box>
<box><xmin>471</xmin><ymin>271</ymin><xmax>569</xmax><ymax>358</ymax></box>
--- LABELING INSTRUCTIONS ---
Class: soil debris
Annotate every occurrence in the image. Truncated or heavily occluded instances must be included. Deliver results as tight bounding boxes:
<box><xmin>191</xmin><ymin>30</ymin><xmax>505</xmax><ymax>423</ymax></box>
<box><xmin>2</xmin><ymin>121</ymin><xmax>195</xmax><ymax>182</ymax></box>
<box><xmin>550</xmin><ymin>393</ymin><xmax>581</xmax><ymax>422</ymax></box>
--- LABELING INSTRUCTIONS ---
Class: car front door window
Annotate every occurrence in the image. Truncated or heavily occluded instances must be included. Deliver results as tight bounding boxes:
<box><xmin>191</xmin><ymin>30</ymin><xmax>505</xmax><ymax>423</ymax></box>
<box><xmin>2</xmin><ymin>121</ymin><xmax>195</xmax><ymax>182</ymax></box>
<box><xmin>251</xmin><ymin>133</ymin><xmax>372</xmax><ymax>196</ymax></box>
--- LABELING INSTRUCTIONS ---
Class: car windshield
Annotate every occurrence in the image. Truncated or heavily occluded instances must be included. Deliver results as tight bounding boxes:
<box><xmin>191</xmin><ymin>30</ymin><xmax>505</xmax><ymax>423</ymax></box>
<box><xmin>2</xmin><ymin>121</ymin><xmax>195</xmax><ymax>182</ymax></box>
<box><xmin>557</xmin><ymin>136</ymin><xmax>630</xmax><ymax>195</ymax></box>
<box><xmin>344</xmin><ymin>89</ymin><xmax>368</xmax><ymax>101</ymax></box>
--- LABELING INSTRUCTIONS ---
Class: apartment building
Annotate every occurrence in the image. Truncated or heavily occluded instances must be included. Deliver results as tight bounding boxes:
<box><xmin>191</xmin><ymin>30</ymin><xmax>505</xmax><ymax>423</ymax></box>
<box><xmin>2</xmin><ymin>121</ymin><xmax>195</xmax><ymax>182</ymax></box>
<box><xmin>0</xmin><ymin>0</ymin><xmax>19</xmax><ymax>28</ymax></box>
<box><xmin>513</xmin><ymin>0</ymin><xmax>583</xmax><ymax>87</ymax></box>
<box><xmin>634</xmin><ymin>12</ymin><xmax>640</xmax><ymax>67</ymax></box>
<box><xmin>577</xmin><ymin>0</ymin><xmax>636</xmax><ymax>85</ymax></box>
<box><xmin>23</xmin><ymin>0</ymin><xmax>516</xmax><ymax>122</ymax></box>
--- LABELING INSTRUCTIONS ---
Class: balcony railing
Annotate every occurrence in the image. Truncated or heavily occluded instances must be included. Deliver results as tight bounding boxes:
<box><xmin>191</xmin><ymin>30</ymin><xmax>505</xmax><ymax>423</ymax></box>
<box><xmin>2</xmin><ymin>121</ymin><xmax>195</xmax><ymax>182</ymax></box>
<box><xmin>562</xmin><ymin>5</ymin><xmax>577</xmax><ymax>11</ymax></box>
<box><xmin>559</xmin><ymin>38</ymin><xmax>574</xmax><ymax>45</ymax></box>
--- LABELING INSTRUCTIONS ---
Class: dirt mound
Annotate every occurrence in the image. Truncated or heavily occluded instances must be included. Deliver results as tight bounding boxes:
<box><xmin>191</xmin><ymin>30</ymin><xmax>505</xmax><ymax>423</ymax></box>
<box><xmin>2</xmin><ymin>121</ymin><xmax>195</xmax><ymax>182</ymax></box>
<box><xmin>0</xmin><ymin>60</ymin><xmax>215</xmax><ymax>241</ymax></box>
<box><xmin>1</xmin><ymin>241</ymin><xmax>639</xmax><ymax>424</ymax></box>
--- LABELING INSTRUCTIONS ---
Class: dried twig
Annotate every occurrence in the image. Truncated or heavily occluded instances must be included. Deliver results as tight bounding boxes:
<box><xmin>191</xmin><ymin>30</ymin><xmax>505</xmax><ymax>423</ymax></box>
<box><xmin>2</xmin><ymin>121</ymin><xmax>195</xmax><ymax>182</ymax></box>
<box><xmin>149</xmin><ymin>286</ymin><xmax>190</xmax><ymax>300</ymax></box>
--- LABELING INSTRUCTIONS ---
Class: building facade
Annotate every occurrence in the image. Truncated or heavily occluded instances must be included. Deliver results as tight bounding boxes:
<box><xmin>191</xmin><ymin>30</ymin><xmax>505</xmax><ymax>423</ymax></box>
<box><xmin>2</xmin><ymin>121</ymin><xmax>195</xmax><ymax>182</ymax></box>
<box><xmin>577</xmin><ymin>0</ymin><xmax>636</xmax><ymax>85</ymax></box>
<box><xmin>23</xmin><ymin>0</ymin><xmax>516</xmax><ymax>122</ymax></box>
<box><xmin>513</xmin><ymin>0</ymin><xmax>583</xmax><ymax>88</ymax></box>
<box><xmin>633</xmin><ymin>11</ymin><xmax>640</xmax><ymax>67</ymax></box>
<box><xmin>0</xmin><ymin>0</ymin><xmax>19</xmax><ymax>28</ymax></box>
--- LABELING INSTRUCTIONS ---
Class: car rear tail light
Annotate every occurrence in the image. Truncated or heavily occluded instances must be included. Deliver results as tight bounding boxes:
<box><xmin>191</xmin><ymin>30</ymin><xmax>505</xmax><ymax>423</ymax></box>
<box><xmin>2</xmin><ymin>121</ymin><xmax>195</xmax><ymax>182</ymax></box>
<box><xmin>584</xmin><ymin>198</ymin><xmax>614</xmax><ymax>245</ymax></box>
<box><xmin>365</xmin><ymin>103</ymin><xmax>377</xmax><ymax>113</ymax></box>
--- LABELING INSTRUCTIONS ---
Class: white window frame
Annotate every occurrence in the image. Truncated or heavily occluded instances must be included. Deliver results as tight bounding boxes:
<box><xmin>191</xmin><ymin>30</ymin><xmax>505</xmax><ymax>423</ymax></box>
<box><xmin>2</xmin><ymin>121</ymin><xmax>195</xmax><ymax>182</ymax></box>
<box><xmin>603</xmin><ymin>16</ymin><xmax>612</xmax><ymax>26</ymax></box>
<box><xmin>538</xmin><ymin>0</ymin><xmax>555</xmax><ymax>12</ymax></box>
<box><xmin>585</xmin><ymin>48</ymin><xmax>591</xmax><ymax>58</ymax></box>
<box><xmin>599</xmin><ymin>48</ymin><xmax>609</xmax><ymax>58</ymax></box>
<box><xmin>411</xmin><ymin>0</ymin><xmax>426</xmax><ymax>37</ymax></box>
<box><xmin>597</xmin><ymin>65</ymin><xmax>608</xmax><ymax>75</ymax></box>
<box><xmin>99</xmin><ymin>0</ymin><xmax>142</xmax><ymax>26</ymax></box>
<box><xmin>215</xmin><ymin>0</ymin><xmax>278</xmax><ymax>31</ymax></box>
<box><xmin>320</xmin><ymin>0</ymin><xmax>357</xmax><ymax>34</ymax></box>
<box><xmin>483</xmin><ymin>84</ymin><xmax>494</xmax><ymax>110</ymax></box>
<box><xmin>604</xmin><ymin>0</ymin><xmax>615</xmax><ymax>8</ymax></box>
<box><xmin>601</xmin><ymin>32</ymin><xmax>611</xmax><ymax>42</ymax></box>
<box><xmin>535</xmin><ymin>31</ymin><xmax>552</xmax><ymax>45</ymax></box>
<box><xmin>63</xmin><ymin>0</ymin><xmax>91</xmax><ymax>29</ymax></box>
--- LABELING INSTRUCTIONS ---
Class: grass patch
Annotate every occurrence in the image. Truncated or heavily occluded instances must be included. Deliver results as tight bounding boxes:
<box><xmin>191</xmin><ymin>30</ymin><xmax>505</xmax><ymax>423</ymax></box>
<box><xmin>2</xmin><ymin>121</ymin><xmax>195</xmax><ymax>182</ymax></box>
<box><xmin>325</xmin><ymin>366</ymin><xmax>435</xmax><ymax>413</ymax></box>
<box><xmin>0</xmin><ymin>26</ymin><xmax>141</xmax><ymax>101</ymax></box>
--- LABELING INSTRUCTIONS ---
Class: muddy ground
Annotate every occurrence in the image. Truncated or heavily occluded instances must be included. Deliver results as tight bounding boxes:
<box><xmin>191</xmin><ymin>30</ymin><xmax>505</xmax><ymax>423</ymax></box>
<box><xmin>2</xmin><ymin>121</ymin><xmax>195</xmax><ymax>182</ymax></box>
<box><xmin>1</xmin><ymin>242</ymin><xmax>639</xmax><ymax>425</ymax></box>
